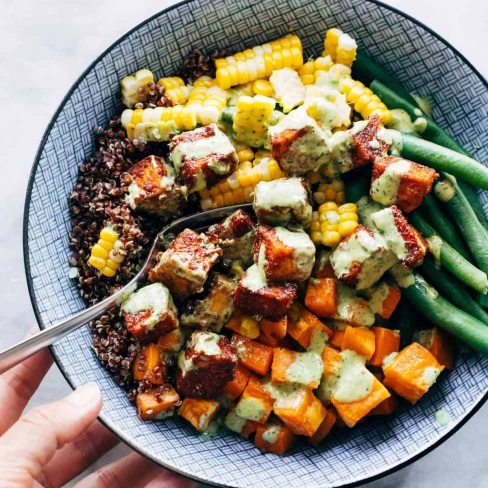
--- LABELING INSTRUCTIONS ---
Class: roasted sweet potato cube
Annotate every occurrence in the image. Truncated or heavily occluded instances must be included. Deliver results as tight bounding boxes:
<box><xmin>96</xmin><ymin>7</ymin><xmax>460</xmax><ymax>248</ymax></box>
<box><xmin>235</xmin><ymin>376</ymin><xmax>275</xmax><ymax>424</ymax></box>
<box><xmin>125</xmin><ymin>155</ymin><xmax>184</xmax><ymax>218</ymax></box>
<box><xmin>132</xmin><ymin>343</ymin><xmax>166</xmax><ymax>384</ymax></box>
<box><xmin>330</xmin><ymin>225</ymin><xmax>397</xmax><ymax>290</ymax></box>
<box><xmin>180</xmin><ymin>274</ymin><xmax>235</xmax><ymax>332</ymax></box>
<box><xmin>341</xmin><ymin>326</ymin><xmax>376</xmax><ymax>360</ymax></box>
<box><xmin>383</xmin><ymin>342</ymin><xmax>445</xmax><ymax>403</ymax></box>
<box><xmin>178</xmin><ymin>398</ymin><xmax>220</xmax><ymax>432</ymax></box>
<box><xmin>367</xmin><ymin>282</ymin><xmax>401</xmax><ymax>319</ymax></box>
<box><xmin>371</xmin><ymin>206</ymin><xmax>428</xmax><ymax>268</ymax></box>
<box><xmin>233</xmin><ymin>265</ymin><xmax>297</xmax><ymax>321</ymax></box>
<box><xmin>287</xmin><ymin>303</ymin><xmax>332</xmax><ymax>351</ymax></box>
<box><xmin>371</xmin><ymin>156</ymin><xmax>438</xmax><ymax>213</ymax></box>
<box><xmin>415</xmin><ymin>326</ymin><xmax>454</xmax><ymax>370</ymax></box>
<box><xmin>224</xmin><ymin>406</ymin><xmax>259</xmax><ymax>439</ymax></box>
<box><xmin>149</xmin><ymin>229</ymin><xmax>221</xmax><ymax>300</ymax></box>
<box><xmin>305</xmin><ymin>278</ymin><xmax>338</xmax><ymax>317</ymax></box>
<box><xmin>328</xmin><ymin>330</ymin><xmax>345</xmax><ymax>350</ymax></box>
<box><xmin>316</xmin><ymin>346</ymin><xmax>343</xmax><ymax>405</ymax></box>
<box><xmin>257</xmin><ymin>317</ymin><xmax>288</xmax><ymax>347</ymax></box>
<box><xmin>136</xmin><ymin>385</ymin><xmax>180</xmax><ymax>420</ymax></box>
<box><xmin>312</xmin><ymin>249</ymin><xmax>335</xmax><ymax>278</ymax></box>
<box><xmin>368</xmin><ymin>392</ymin><xmax>398</xmax><ymax>416</ymax></box>
<box><xmin>271</xmin><ymin>348</ymin><xmax>323</xmax><ymax>389</ymax></box>
<box><xmin>253</xmin><ymin>225</ymin><xmax>315</xmax><ymax>282</ymax></box>
<box><xmin>169</xmin><ymin>123</ymin><xmax>238</xmax><ymax>194</ymax></box>
<box><xmin>369</xmin><ymin>327</ymin><xmax>401</xmax><ymax>367</ymax></box>
<box><xmin>225</xmin><ymin>311</ymin><xmax>260</xmax><ymax>340</ymax></box>
<box><xmin>255</xmin><ymin>422</ymin><xmax>297</xmax><ymax>455</ymax></box>
<box><xmin>308</xmin><ymin>408</ymin><xmax>337</xmax><ymax>446</ymax></box>
<box><xmin>274</xmin><ymin>387</ymin><xmax>327</xmax><ymax>436</ymax></box>
<box><xmin>231</xmin><ymin>334</ymin><xmax>274</xmax><ymax>376</ymax></box>
<box><xmin>157</xmin><ymin>328</ymin><xmax>186</xmax><ymax>353</ymax></box>
<box><xmin>332</xmin><ymin>284</ymin><xmax>375</xmax><ymax>327</ymax></box>
<box><xmin>253</xmin><ymin>177</ymin><xmax>312</xmax><ymax>228</ymax></box>
<box><xmin>176</xmin><ymin>331</ymin><xmax>237</xmax><ymax>399</ymax></box>
<box><xmin>121</xmin><ymin>283</ymin><xmax>179</xmax><ymax>342</ymax></box>
<box><xmin>221</xmin><ymin>363</ymin><xmax>252</xmax><ymax>400</ymax></box>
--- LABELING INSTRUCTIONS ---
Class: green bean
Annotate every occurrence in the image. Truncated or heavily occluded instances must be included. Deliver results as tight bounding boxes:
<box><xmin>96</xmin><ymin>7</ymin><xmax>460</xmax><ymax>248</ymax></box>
<box><xmin>409</xmin><ymin>212</ymin><xmax>488</xmax><ymax>294</ymax></box>
<box><xmin>388</xmin><ymin>299</ymin><xmax>418</xmax><ymax>349</ymax></box>
<box><xmin>420</xmin><ymin>255</ymin><xmax>488</xmax><ymax>325</ymax></box>
<box><xmin>402</xmin><ymin>273</ymin><xmax>488</xmax><ymax>356</ymax></box>
<box><xmin>345</xmin><ymin>176</ymin><xmax>369</xmax><ymax>203</ymax></box>
<box><xmin>420</xmin><ymin>194</ymin><xmax>471</xmax><ymax>260</ymax></box>
<box><xmin>457</xmin><ymin>180</ymin><xmax>488</xmax><ymax>233</ymax></box>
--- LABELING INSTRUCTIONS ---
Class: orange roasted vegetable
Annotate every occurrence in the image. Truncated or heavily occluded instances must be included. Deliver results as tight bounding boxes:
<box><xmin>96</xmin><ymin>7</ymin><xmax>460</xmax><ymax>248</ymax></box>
<box><xmin>179</xmin><ymin>398</ymin><xmax>220</xmax><ymax>432</ymax></box>
<box><xmin>257</xmin><ymin>317</ymin><xmax>288</xmax><ymax>347</ymax></box>
<box><xmin>136</xmin><ymin>385</ymin><xmax>180</xmax><ymax>420</ymax></box>
<box><xmin>416</xmin><ymin>326</ymin><xmax>454</xmax><ymax>370</ymax></box>
<box><xmin>132</xmin><ymin>343</ymin><xmax>165</xmax><ymax>384</ymax></box>
<box><xmin>369</xmin><ymin>327</ymin><xmax>400</xmax><ymax>367</ymax></box>
<box><xmin>287</xmin><ymin>303</ymin><xmax>333</xmax><ymax>349</ymax></box>
<box><xmin>341</xmin><ymin>326</ymin><xmax>376</xmax><ymax>360</ymax></box>
<box><xmin>368</xmin><ymin>283</ymin><xmax>401</xmax><ymax>319</ymax></box>
<box><xmin>255</xmin><ymin>423</ymin><xmax>296</xmax><ymax>455</ymax></box>
<box><xmin>329</xmin><ymin>330</ymin><xmax>345</xmax><ymax>350</ymax></box>
<box><xmin>157</xmin><ymin>328</ymin><xmax>185</xmax><ymax>353</ymax></box>
<box><xmin>305</xmin><ymin>278</ymin><xmax>338</xmax><ymax>317</ymax></box>
<box><xmin>271</xmin><ymin>348</ymin><xmax>322</xmax><ymax>389</ymax></box>
<box><xmin>235</xmin><ymin>376</ymin><xmax>274</xmax><ymax>424</ymax></box>
<box><xmin>231</xmin><ymin>334</ymin><xmax>274</xmax><ymax>376</ymax></box>
<box><xmin>308</xmin><ymin>408</ymin><xmax>337</xmax><ymax>446</ymax></box>
<box><xmin>221</xmin><ymin>363</ymin><xmax>251</xmax><ymax>400</ymax></box>
<box><xmin>225</xmin><ymin>310</ymin><xmax>260</xmax><ymax>339</ymax></box>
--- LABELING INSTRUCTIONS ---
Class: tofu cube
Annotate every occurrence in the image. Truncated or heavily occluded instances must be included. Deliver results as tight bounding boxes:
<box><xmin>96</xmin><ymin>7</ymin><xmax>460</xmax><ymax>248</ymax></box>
<box><xmin>169</xmin><ymin>123</ymin><xmax>238</xmax><ymax>195</ymax></box>
<box><xmin>330</xmin><ymin>225</ymin><xmax>397</xmax><ymax>290</ymax></box>
<box><xmin>176</xmin><ymin>331</ymin><xmax>237</xmax><ymax>398</ymax></box>
<box><xmin>125</xmin><ymin>155</ymin><xmax>184</xmax><ymax>219</ymax></box>
<box><xmin>253</xmin><ymin>225</ymin><xmax>315</xmax><ymax>282</ymax></box>
<box><xmin>178</xmin><ymin>398</ymin><xmax>220</xmax><ymax>432</ymax></box>
<box><xmin>121</xmin><ymin>283</ymin><xmax>178</xmax><ymax>342</ymax></box>
<box><xmin>180</xmin><ymin>274</ymin><xmax>235</xmax><ymax>332</ymax></box>
<box><xmin>148</xmin><ymin>229</ymin><xmax>222</xmax><ymax>300</ymax></box>
<box><xmin>136</xmin><ymin>385</ymin><xmax>180</xmax><ymax>420</ymax></box>
<box><xmin>253</xmin><ymin>177</ymin><xmax>312</xmax><ymax>228</ymax></box>
<box><xmin>269</xmin><ymin>107</ymin><xmax>330</xmax><ymax>175</ymax></box>
<box><xmin>371</xmin><ymin>205</ymin><xmax>428</xmax><ymax>268</ymax></box>
<box><xmin>206</xmin><ymin>210</ymin><xmax>256</xmax><ymax>267</ymax></box>
<box><xmin>233</xmin><ymin>264</ymin><xmax>297</xmax><ymax>321</ymax></box>
<box><xmin>371</xmin><ymin>156</ymin><xmax>438</xmax><ymax>212</ymax></box>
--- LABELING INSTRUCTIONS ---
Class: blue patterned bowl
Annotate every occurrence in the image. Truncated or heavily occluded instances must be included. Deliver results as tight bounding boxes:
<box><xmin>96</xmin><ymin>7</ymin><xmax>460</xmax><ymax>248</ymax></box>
<box><xmin>24</xmin><ymin>1</ymin><xmax>488</xmax><ymax>486</ymax></box>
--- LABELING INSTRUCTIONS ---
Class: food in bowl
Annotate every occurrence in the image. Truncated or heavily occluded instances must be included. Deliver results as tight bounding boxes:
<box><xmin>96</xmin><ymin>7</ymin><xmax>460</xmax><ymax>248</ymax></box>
<box><xmin>68</xmin><ymin>26</ymin><xmax>488</xmax><ymax>455</ymax></box>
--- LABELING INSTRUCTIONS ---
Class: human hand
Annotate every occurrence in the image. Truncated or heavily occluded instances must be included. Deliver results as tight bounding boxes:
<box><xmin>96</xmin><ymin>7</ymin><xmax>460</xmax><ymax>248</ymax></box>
<box><xmin>0</xmin><ymin>341</ymin><xmax>195</xmax><ymax>488</ymax></box>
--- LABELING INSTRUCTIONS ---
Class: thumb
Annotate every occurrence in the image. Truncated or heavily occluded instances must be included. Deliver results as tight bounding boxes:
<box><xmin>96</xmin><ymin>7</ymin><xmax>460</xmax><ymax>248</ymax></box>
<box><xmin>0</xmin><ymin>382</ymin><xmax>102</xmax><ymax>487</ymax></box>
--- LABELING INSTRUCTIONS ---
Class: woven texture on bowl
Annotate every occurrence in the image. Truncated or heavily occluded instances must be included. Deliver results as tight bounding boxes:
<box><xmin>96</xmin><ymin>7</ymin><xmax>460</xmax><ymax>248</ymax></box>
<box><xmin>25</xmin><ymin>0</ymin><xmax>488</xmax><ymax>486</ymax></box>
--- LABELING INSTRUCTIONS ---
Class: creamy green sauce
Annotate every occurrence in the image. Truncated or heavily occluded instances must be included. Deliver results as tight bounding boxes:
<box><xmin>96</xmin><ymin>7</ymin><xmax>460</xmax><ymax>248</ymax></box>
<box><xmin>241</xmin><ymin>263</ymin><xmax>267</xmax><ymax>292</ymax></box>
<box><xmin>434</xmin><ymin>175</ymin><xmax>457</xmax><ymax>202</ymax></box>
<box><xmin>275</xmin><ymin>227</ymin><xmax>315</xmax><ymax>277</ymax></box>
<box><xmin>224</xmin><ymin>409</ymin><xmax>248</xmax><ymax>433</ymax></box>
<box><xmin>254</xmin><ymin>177</ymin><xmax>310</xmax><ymax>213</ymax></box>
<box><xmin>262</xmin><ymin>425</ymin><xmax>281</xmax><ymax>444</ymax></box>
<box><xmin>308</xmin><ymin>327</ymin><xmax>330</xmax><ymax>355</ymax></box>
<box><xmin>328</xmin><ymin>130</ymin><xmax>354</xmax><ymax>174</ymax></box>
<box><xmin>177</xmin><ymin>331</ymin><xmax>222</xmax><ymax>374</ymax></box>
<box><xmin>265</xmin><ymin>381</ymin><xmax>306</xmax><ymax>409</ymax></box>
<box><xmin>270</xmin><ymin>68</ymin><xmax>306</xmax><ymax>113</ymax></box>
<box><xmin>427</xmin><ymin>235</ymin><xmax>443</xmax><ymax>268</ymax></box>
<box><xmin>333</xmin><ymin>285</ymin><xmax>375</xmax><ymax>327</ymax></box>
<box><xmin>236</xmin><ymin>397</ymin><xmax>267</xmax><ymax>421</ymax></box>
<box><xmin>356</xmin><ymin>196</ymin><xmax>384</xmax><ymax>228</ymax></box>
<box><xmin>371</xmin><ymin>207</ymin><xmax>408</xmax><ymax>260</ymax></box>
<box><xmin>368</xmin><ymin>282</ymin><xmax>392</xmax><ymax>315</ymax></box>
<box><xmin>389</xmin><ymin>263</ymin><xmax>415</xmax><ymax>288</ymax></box>
<box><xmin>370</xmin><ymin>159</ymin><xmax>411</xmax><ymax>206</ymax></box>
<box><xmin>285</xmin><ymin>351</ymin><xmax>323</xmax><ymax>386</ymax></box>
<box><xmin>423</xmin><ymin>366</ymin><xmax>442</xmax><ymax>387</ymax></box>
<box><xmin>334</xmin><ymin>350</ymin><xmax>375</xmax><ymax>403</ymax></box>
<box><xmin>434</xmin><ymin>409</ymin><xmax>451</xmax><ymax>427</ymax></box>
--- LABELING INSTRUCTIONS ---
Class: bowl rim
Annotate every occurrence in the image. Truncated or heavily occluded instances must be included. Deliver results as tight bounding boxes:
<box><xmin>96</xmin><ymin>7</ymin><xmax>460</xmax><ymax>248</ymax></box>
<box><xmin>22</xmin><ymin>1</ymin><xmax>488</xmax><ymax>486</ymax></box>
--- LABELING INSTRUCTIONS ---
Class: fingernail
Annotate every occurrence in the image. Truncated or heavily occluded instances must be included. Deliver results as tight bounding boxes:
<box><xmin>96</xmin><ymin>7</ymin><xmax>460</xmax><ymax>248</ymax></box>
<box><xmin>66</xmin><ymin>382</ymin><xmax>101</xmax><ymax>408</ymax></box>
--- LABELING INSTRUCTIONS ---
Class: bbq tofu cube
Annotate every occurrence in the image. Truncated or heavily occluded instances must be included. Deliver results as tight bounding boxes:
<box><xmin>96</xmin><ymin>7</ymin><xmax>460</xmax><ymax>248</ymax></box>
<box><xmin>206</xmin><ymin>210</ymin><xmax>256</xmax><ymax>267</ymax></box>
<box><xmin>149</xmin><ymin>229</ymin><xmax>222</xmax><ymax>300</ymax></box>
<box><xmin>180</xmin><ymin>274</ymin><xmax>235</xmax><ymax>332</ymax></box>
<box><xmin>330</xmin><ymin>225</ymin><xmax>397</xmax><ymax>290</ymax></box>
<box><xmin>253</xmin><ymin>177</ymin><xmax>312</xmax><ymax>228</ymax></box>
<box><xmin>125</xmin><ymin>155</ymin><xmax>184</xmax><ymax>219</ymax></box>
<box><xmin>121</xmin><ymin>283</ymin><xmax>178</xmax><ymax>341</ymax></box>
<box><xmin>371</xmin><ymin>206</ymin><xmax>428</xmax><ymax>268</ymax></box>
<box><xmin>269</xmin><ymin>107</ymin><xmax>330</xmax><ymax>175</ymax></box>
<box><xmin>234</xmin><ymin>265</ymin><xmax>297</xmax><ymax>321</ymax></box>
<box><xmin>169</xmin><ymin>123</ymin><xmax>238</xmax><ymax>195</ymax></box>
<box><xmin>253</xmin><ymin>225</ymin><xmax>315</xmax><ymax>281</ymax></box>
<box><xmin>370</xmin><ymin>156</ymin><xmax>438</xmax><ymax>212</ymax></box>
<box><xmin>177</xmin><ymin>331</ymin><xmax>237</xmax><ymax>398</ymax></box>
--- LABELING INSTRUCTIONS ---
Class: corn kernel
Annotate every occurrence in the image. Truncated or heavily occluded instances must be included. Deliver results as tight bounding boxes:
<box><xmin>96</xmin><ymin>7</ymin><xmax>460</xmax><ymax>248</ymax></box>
<box><xmin>313</xmin><ymin>192</ymin><xmax>326</xmax><ymax>205</ymax></box>
<box><xmin>325</xmin><ymin>189</ymin><xmax>337</xmax><ymax>201</ymax></box>
<box><xmin>306</xmin><ymin>171</ymin><xmax>321</xmax><ymax>185</ymax></box>
<box><xmin>109</xmin><ymin>250</ymin><xmax>126</xmax><ymax>264</ymax></box>
<box><xmin>98</xmin><ymin>240</ymin><xmax>113</xmax><ymax>251</ymax></box>
<box><xmin>319</xmin><ymin>202</ymin><xmax>338</xmax><ymax>212</ymax></box>
<box><xmin>209</xmin><ymin>185</ymin><xmax>221</xmax><ymax>197</ymax></box>
<box><xmin>300</xmin><ymin>74</ymin><xmax>315</xmax><ymax>85</ymax></box>
<box><xmin>241</xmin><ymin>316</ymin><xmax>260</xmax><ymax>339</ymax></box>
<box><xmin>244</xmin><ymin>187</ymin><xmax>254</xmax><ymax>202</ymax></box>
<box><xmin>214</xmin><ymin>195</ymin><xmax>224</xmax><ymax>207</ymax></box>
<box><xmin>237</xmin><ymin>148</ymin><xmax>255</xmax><ymax>162</ymax></box>
<box><xmin>311</xmin><ymin>232</ymin><xmax>322</xmax><ymax>245</ymax></box>
<box><xmin>336</xmin><ymin>191</ymin><xmax>346</xmax><ymax>204</ymax></box>
<box><xmin>88</xmin><ymin>256</ymin><xmax>105</xmax><ymax>270</ymax></box>
<box><xmin>338</xmin><ymin>221</ymin><xmax>358</xmax><ymax>237</ymax></box>
<box><xmin>91</xmin><ymin>244</ymin><xmax>109</xmax><ymax>259</ymax></box>
<box><xmin>223</xmin><ymin>192</ymin><xmax>235</xmax><ymax>206</ymax></box>
<box><xmin>252</xmin><ymin>79</ymin><xmax>274</xmax><ymax>97</ymax></box>
<box><xmin>339</xmin><ymin>212</ymin><xmax>359</xmax><ymax>222</ymax></box>
<box><xmin>321</xmin><ymin>222</ymin><xmax>339</xmax><ymax>232</ymax></box>
<box><xmin>331</xmin><ymin>179</ymin><xmax>344</xmax><ymax>191</ymax></box>
<box><xmin>234</xmin><ymin>188</ymin><xmax>246</xmax><ymax>203</ymax></box>
<box><xmin>100</xmin><ymin>227</ymin><xmax>118</xmax><ymax>243</ymax></box>
<box><xmin>105</xmin><ymin>259</ymin><xmax>121</xmax><ymax>271</ymax></box>
<box><xmin>311</xmin><ymin>221</ymin><xmax>321</xmax><ymax>232</ymax></box>
<box><xmin>101</xmin><ymin>267</ymin><xmax>117</xmax><ymax>278</ymax></box>
<box><xmin>219</xmin><ymin>180</ymin><xmax>231</xmax><ymax>193</ymax></box>
<box><xmin>200</xmin><ymin>189</ymin><xmax>210</xmax><ymax>199</ymax></box>
<box><xmin>338</xmin><ymin>203</ymin><xmax>357</xmax><ymax>214</ymax></box>
<box><xmin>322</xmin><ymin>231</ymin><xmax>341</xmax><ymax>247</ymax></box>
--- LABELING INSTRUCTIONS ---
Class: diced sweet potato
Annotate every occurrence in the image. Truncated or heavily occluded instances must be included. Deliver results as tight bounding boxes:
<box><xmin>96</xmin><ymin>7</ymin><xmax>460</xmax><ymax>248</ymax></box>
<box><xmin>231</xmin><ymin>334</ymin><xmax>274</xmax><ymax>376</ymax></box>
<box><xmin>157</xmin><ymin>328</ymin><xmax>186</xmax><ymax>353</ymax></box>
<box><xmin>369</xmin><ymin>327</ymin><xmax>401</xmax><ymax>367</ymax></box>
<box><xmin>221</xmin><ymin>363</ymin><xmax>251</xmax><ymax>400</ymax></box>
<box><xmin>371</xmin><ymin>156</ymin><xmax>438</xmax><ymax>213</ymax></box>
<box><xmin>132</xmin><ymin>343</ymin><xmax>166</xmax><ymax>384</ymax></box>
<box><xmin>235</xmin><ymin>376</ymin><xmax>274</xmax><ymax>424</ymax></box>
<box><xmin>178</xmin><ymin>398</ymin><xmax>220</xmax><ymax>432</ymax></box>
<box><xmin>333</xmin><ymin>284</ymin><xmax>375</xmax><ymax>327</ymax></box>
<box><xmin>308</xmin><ymin>408</ymin><xmax>337</xmax><ymax>446</ymax></box>
<box><xmin>312</xmin><ymin>250</ymin><xmax>335</xmax><ymax>278</ymax></box>
<box><xmin>287</xmin><ymin>303</ymin><xmax>333</xmax><ymax>350</ymax></box>
<box><xmin>415</xmin><ymin>327</ymin><xmax>454</xmax><ymax>370</ymax></box>
<box><xmin>368</xmin><ymin>392</ymin><xmax>398</xmax><ymax>416</ymax></box>
<box><xmin>257</xmin><ymin>317</ymin><xmax>288</xmax><ymax>347</ymax></box>
<box><xmin>271</xmin><ymin>348</ymin><xmax>323</xmax><ymax>389</ymax></box>
<box><xmin>305</xmin><ymin>278</ymin><xmax>338</xmax><ymax>317</ymax></box>
<box><xmin>225</xmin><ymin>311</ymin><xmax>260</xmax><ymax>339</ymax></box>
<box><xmin>149</xmin><ymin>229</ymin><xmax>222</xmax><ymax>300</ymax></box>
<box><xmin>383</xmin><ymin>342</ymin><xmax>445</xmax><ymax>404</ymax></box>
<box><xmin>316</xmin><ymin>346</ymin><xmax>343</xmax><ymax>406</ymax></box>
<box><xmin>136</xmin><ymin>385</ymin><xmax>180</xmax><ymax>420</ymax></box>
<box><xmin>255</xmin><ymin>423</ymin><xmax>296</xmax><ymax>455</ymax></box>
<box><xmin>367</xmin><ymin>282</ymin><xmax>401</xmax><ymax>319</ymax></box>
<box><xmin>328</xmin><ymin>330</ymin><xmax>345</xmax><ymax>350</ymax></box>
<box><xmin>341</xmin><ymin>326</ymin><xmax>376</xmax><ymax>360</ymax></box>
<box><xmin>224</xmin><ymin>406</ymin><xmax>259</xmax><ymax>439</ymax></box>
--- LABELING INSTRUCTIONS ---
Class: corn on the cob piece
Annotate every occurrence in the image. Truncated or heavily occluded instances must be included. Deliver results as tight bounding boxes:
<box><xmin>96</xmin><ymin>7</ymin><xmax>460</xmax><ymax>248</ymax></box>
<box><xmin>323</xmin><ymin>28</ymin><xmax>343</xmax><ymax>62</ymax></box>
<box><xmin>297</xmin><ymin>56</ymin><xmax>334</xmax><ymax>85</ymax></box>
<box><xmin>252</xmin><ymin>79</ymin><xmax>275</xmax><ymax>97</ymax></box>
<box><xmin>199</xmin><ymin>157</ymin><xmax>284</xmax><ymax>210</ymax></box>
<box><xmin>215</xmin><ymin>35</ymin><xmax>303</xmax><ymax>89</ymax></box>
<box><xmin>158</xmin><ymin>76</ymin><xmax>192</xmax><ymax>105</ymax></box>
<box><xmin>313</xmin><ymin>179</ymin><xmax>346</xmax><ymax>206</ymax></box>
<box><xmin>269</xmin><ymin>68</ymin><xmax>305</xmax><ymax>113</ymax></box>
<box><xmin>88</xmin><ymin>226</ymin><xmax>127</xmax><ymax>277</ymax></box>
<box><xmin>232</xmin><ymin>95</ymin><xmax>276</xmax><ymax>148</ymax></box>
<box><xmin>339</xmin><ymin>77</ymin><xmax>392</xmax><ymax>124</ymax></box>
<box><xmin>120</xmin><ymin>69</ymin><xmax>155</xmax><ymax>108</ymax></box>
<box><xmin>310</xmin><ymin>202</ymin><xmax>358</xmax><ymax>247</ymax></box>
<box><xmin>323</xmin><ymin>29</ymin><xmax>357</xmax><ymax>68</ymax></box>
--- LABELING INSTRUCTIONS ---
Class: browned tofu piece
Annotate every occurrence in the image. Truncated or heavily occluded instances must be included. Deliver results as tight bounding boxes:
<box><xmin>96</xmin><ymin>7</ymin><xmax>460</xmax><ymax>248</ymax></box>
<box><xmin>136</xmin><ymin>385</ymin><xmax>180</xmax><ymax>420</ymax></box>
<box><xmin>351</xmin><ymin>114</ymin><xmax>391</xmax><ymax>168</ymax></box>
<box><xmin>253</xmin><ymin>225</ymin><xmax>315</xmax><ymax>282</ymax></box>
<box><xmin>125</xmin><ymin>155</ymin><xmax>184</xmax><ymax>219</ymax></box>
<box><xmin>206</xmin><ymin>210</ymin><xmax>256</xmax><ymax>267</ymax></box>
<box><xmin>121</xmin><ymin>283</ymin><xmax>179</xmax><ymax>342</ymax></box>
<box><xmin>371</xmin><ymin>205</ymin><xmax>428</xmax><ymax>268</ymax></box>
<box><xmin>233</xmin><ymin>264</ymin><xmax>297</xmax><ymax>320</ymax></box>
<box><xmin>371</xmin><ymin>156</ymin><xmax>438</xmax><ymax>213</ymax></box>
<box><xmin>169</xmin><ymin>123</ymin><xmax>238</xmax><ymax>195</ymax></box>
<box><xmin>180</xmin><ymin>274</ymin><xmax>235</xmax><ymax>332</ymax></box>
<box><xmin>149</xmin><ymin>229</ymin><xmax>222</xmax><ymax>300</ymax></box>
<box><xmin>176</xmin><ymin>331</ymin><xmax>237</xmax><ymax>399</ymax></box>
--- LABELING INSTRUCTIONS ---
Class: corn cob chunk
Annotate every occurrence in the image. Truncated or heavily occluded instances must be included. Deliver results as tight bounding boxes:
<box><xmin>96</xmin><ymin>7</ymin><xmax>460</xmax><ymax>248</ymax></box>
<box><xmin>158</xmin><ymin>76</ymin><xmax>192</xmax><ymax>105</ymax></box>
<box><xmin>233</xmin><ymin>95</ymin><xmax>276</xmax><ymax>148</ymax></box>
<box><xmin>323</xmin><ymin>28</ymin><xmax>343</xmax><ymax>61</ymax></box>
<box><xmin>339</xmin><ymin>77</ymin><xmax>392</xmax><ymax>124</ymax></box>
<box><xmin>313</xmin><ymin>179</ymin><xmax>346</xmax><ymax>205</ymax></box>
<box><xmin>252</xmin><ymin>79</ymin><xmax>275</xmax><ymax>97</ymax></box>
<box><xmin>335</xmin><ymin>34</ymin><xmax>357</xmax><ymax>67</ymax></box>
<box><xmin>120</xmin><ymin>69</ymin><xmax>155</xmax><ymax>108</ymax></box>
<box><xmin>297</xmin><ymin>56</ymin><xmax>334</xmax><ymax>85</ymax></box>
<box><xmin>199</xmin><ymin>157</ymin><xmax>284</xmax><ymax>210</ymax></box>
<box><xmin>215</xmin><ymin>35</ymin><xmax>303</xmax><ymax>89</ymax></box>
<box><xmin>88</xmin><ymin>226</ymin><xmax>127</xmax><ymax>277</ymax></box>
<box><xmin>310</xmin><ymin>202</ymin><xmax>358</xmax><ymax>248</ymax></box>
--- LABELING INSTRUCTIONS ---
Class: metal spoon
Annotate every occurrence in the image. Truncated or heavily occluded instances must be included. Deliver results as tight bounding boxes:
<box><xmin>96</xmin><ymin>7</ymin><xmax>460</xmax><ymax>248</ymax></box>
<box><xmin>0</xmin><ymin>204</ymin><xmax>252</xmax><ymax>375</ymax></box>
